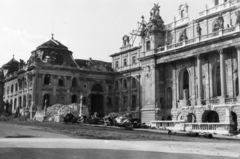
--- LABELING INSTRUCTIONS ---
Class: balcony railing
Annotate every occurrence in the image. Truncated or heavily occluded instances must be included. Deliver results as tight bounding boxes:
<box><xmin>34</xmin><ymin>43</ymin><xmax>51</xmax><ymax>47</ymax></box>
<box><xmin>184</xmin><ymin>123</ymin><xmax>233</xmax><ymax>135</ymax></box>
<box><xmin>157</xmin><ymin>26</ymin><xmax>238</xmax><ymax>54</ymax></box>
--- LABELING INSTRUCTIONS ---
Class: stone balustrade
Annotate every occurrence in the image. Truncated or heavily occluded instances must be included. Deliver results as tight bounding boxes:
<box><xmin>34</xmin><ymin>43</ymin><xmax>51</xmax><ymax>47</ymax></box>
<box><xmin>150</xmin><ymin>120</ymin><xmax>186</xmax><ymax>130</ymax></box>
<box><xmin>151</xmin><ymin>120</ymin><xmax>234</xmax><ymax>135</ymax></box>
<box><xmin>184</xmin><ymin>123</ymin><xmax>233</xmax><ymax>135</ymax></box>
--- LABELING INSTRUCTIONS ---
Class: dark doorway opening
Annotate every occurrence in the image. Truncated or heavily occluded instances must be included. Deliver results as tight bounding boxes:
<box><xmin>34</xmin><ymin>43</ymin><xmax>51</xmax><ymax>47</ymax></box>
<box><xmin>231</xmin><ymin>112</ymin><xmax>238</xmax><ymax>132</ymax></box>
<box><xmin>91</xmin><ymin>94</ymin><xmax>104</xmax><ymax>117</ymax></box>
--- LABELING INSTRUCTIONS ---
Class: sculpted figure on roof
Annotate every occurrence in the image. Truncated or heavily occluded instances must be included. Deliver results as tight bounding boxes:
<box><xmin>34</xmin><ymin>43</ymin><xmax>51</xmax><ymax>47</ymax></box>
<box><xmin>151</xmin><ymin>3</ymin><xmax>160</xmax><ymax>16</ymax></box>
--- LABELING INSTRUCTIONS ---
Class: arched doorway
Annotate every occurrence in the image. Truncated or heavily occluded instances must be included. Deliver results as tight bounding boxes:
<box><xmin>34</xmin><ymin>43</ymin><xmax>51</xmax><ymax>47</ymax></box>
<box><xmin>167</xmin><ymin>116</ymin><xmax>172</xmax><ymax>121</ymax></box>
<box><xmin>231</xmin><ymin>112</ymin><xmax>238</xmax><ymax>132</ymax></box>
<box><xmin>187</xmin><ymin>113</ymin><xmax>196</xmax><ymax>123</ymax></box>
<box><xmin>71</xmin><ymin>95</ymin><xmax>77</xmax><ymax>103</ymax></box>
<box><xmin>91</xmin><ymin>84</ymin><xmax>104</xmax><ymax>116</ymax></box>
<box><xmin>202</xmin><ymin>110</ymin><xmax>219</xmax><ymax>123</ymax></box>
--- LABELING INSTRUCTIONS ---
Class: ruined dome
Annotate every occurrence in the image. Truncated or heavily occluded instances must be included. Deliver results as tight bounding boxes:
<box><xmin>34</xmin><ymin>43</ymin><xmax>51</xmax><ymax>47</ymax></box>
<box><xmin>2</xmin><ymin>57</ymin><xmax>19</xmax><ymax>69</ymax></box>
<box><xmin>37</xmin><ymin>35</ymin><xmax>68</xmax><ymax>50</ymax></box>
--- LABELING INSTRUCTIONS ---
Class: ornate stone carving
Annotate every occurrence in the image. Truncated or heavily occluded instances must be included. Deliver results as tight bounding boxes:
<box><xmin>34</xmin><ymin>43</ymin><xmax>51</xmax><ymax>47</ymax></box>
<box><xmin>122</xmin><ymin>35</ymin><xmax>130</xmax><ymax>47</ymax></box>
<box><xmin>166</xmin><ymin>78</ymin><xmax>173</xmax><ymax>86</ymax></box>
<box><xmin>196</xmin><ymin>21</ymin><xmax>202</xmax><ymax>37</ymax></box>
<box><xmin>179</xmin><ymin>29</ymin><xmax>188</xmax><ymax>42</ymax></box>
<box><xmin>212</xmin><ymin>13</ymin><xmax>224</xmax><ymax>31</ymax></box>
<box><xmin>235</xmin><ymin>10</ymin><xmax>240</xmax><ymax>25</ymax></box>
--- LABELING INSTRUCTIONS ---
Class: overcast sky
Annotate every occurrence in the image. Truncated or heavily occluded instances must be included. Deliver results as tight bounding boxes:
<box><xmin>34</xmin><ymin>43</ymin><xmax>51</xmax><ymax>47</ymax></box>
<box><xmin>0</xmin><ymin>0</ymin><xmax>210</xmax><ymax>66</ymax></box>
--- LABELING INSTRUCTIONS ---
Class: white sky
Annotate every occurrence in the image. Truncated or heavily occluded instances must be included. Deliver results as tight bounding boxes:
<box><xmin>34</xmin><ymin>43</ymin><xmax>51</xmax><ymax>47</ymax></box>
<box><xmin>0</xmin><ymin>0</ymin><xmax>209</xmax><ymax>66</ymax></box>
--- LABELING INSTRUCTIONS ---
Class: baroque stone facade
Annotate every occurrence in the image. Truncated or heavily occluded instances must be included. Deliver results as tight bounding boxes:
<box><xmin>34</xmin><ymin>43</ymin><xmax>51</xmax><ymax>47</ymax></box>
<box><xmin>1</xmin><ymin>0</ymin><xmax>240</xmax><ymax>131</ymax></box>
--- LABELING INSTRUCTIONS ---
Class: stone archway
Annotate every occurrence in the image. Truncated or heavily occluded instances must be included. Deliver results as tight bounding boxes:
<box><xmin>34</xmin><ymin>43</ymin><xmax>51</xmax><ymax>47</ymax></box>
<box><xmin>202</xmin><ymin>110</ymin><xmax>219</xmax><ymax>123</ymax></box>
<box><xmin>231</xmin><ymin>111</ymin><xmax>238</xmax><ymax>132</ymax></box>
<box><xmin>91</xmin><ymin>94</ymin><xmax>104</xmax><ymax>116</ymax></box>
<box><xmin>186</xmin><ymin>113</ymin><xmax>196</xmax><ymax>123</ymax></box>
<box><xmin>91</xmin><ymin>84</ymin><xmax>104</xmax><ymax>117</ymax></box>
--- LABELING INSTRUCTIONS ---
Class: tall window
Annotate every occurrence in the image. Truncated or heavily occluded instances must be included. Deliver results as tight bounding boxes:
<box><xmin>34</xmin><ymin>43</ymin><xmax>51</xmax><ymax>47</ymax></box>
<box><xmin>123</xmin><ymin>96</ymin><xmax>128</xmax><ymax>109</ymax></box>
<box><xmin>123</xmin><ymin>59</ymin><xmax>127</xmax><ymax>66</ymax></box>
<box><xmin>115</xmin><ymin>61</ymin><xmax>119</xmax><ymax>68</ymax></box>
<box><xmin>15</xmin><ymin>83</ymin><xmax>18</xmax><ymax>92</ymax></box>
<box><xmin>71</xmin><ymin>95</ymin><xmax>77</xmax><ymax>103</ymax></box>
<box><xmin>215</xmin><ymin>0</ymin><xmax>219</xmax><ymax>5</ymax></box>
<box><xmin>72</xmin><ymin>77</ymin><xmax>77</xmax><ymax>87</ymax></box>
<box><xmin>123</xmin><ymin>79</ymin><xmax>127</xmax><ymax>89</ymax></box>
<box><xmin>132</xmin><ymin>95</ymin><xmax>137</xmax><ymax>110</ymax></box>
<box><xmin>132</xmin><ymin>78</ymin><xmax>136</xmax><ymax>88</ymax></box>
<box><xmin>216</xmin><ymin>66</ymin><xmax>221</xmax><ymax>96</ymax></box>
<box><xmin>11</xmin><ymin>85</ymin><xmax>13</xmax><ymax>93</ymax></box>
<box><xmin>132</xmin><ymin>56</ymin><xmax>136</xmax><ymax>64</ymax></box>
<box><xmin>146</xmin><ymin>41</ymin><xmax>151</xmax><ymax>51</ymax></box>
<box><xmin>58</xmin><ymin>76</ymin><xmax>64</xmax><ymax>86</ymax></box>
<box><xmin>44</xmin><ymin>74</ymin><xmax>51</xmax><ymax>85</ymax></box>
<box><xmin>43</xmin><ymin>94</ymin><xmax>50</xmax><ymax>108</ymax></box>
<box><xmin>236</xmin><ymin>78</ymin><xmax>239</xmax><ymax>97</ymax></box>
<box><xmin>166</xmin><ymin>87</ymin><xmax>172</xmax><ymax>109</ymax></box>
<box><xmin>181</xmin><ymin>10</ymin><xmax>184</xmax><ymax>18</ymax></box>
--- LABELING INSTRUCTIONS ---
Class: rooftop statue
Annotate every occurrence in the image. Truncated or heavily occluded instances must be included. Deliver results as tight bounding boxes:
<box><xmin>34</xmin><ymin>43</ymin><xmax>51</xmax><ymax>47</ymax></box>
<box><xmin>236</xmin><ymin>10</ymin><xmax>240</xmax><ymax>25</ymax></box>
<box><xmin>151</xmin><ymin>3</ymin><xmax>160</xmax><ymax>16</ymax></box>
<box><xmin>122</xmin><ymin>35</ymin><xmax>130</xmax><ymax>47</ymax></box>
<box><xmin>196</xmin><ymin>21</ymin><xmax>202</xmax><ymax>37</ymax></box>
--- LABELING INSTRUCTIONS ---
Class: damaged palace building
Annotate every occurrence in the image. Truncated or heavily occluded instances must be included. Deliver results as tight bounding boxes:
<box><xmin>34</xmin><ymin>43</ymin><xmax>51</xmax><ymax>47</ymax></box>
<box><xmin>1</xmin><ymin>0</ymin><xmax>240</xmax><ymax>132</ymax></box>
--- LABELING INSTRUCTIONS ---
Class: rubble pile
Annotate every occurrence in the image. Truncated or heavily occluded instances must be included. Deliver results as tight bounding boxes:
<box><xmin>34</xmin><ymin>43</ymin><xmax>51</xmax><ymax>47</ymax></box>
<box><xmin>42</xmin><ymin>103</ymin><xmax>80</xmax><ymax>123</ymax></box>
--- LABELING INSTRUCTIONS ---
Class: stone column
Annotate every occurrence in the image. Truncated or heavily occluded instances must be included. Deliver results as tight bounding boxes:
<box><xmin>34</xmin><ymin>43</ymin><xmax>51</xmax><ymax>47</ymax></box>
<box><xmin>219</xmin><ymin>49</ymin><xmax>226</xmax><ymax>103</ymax></box>
<box><xmin>197</xmin><ymin>55</ymin><xmax>203</xmax><ymax>105</ymax></box>
<box><xmin>236</xmin><ymin>46</ymin><xmax>240</xmax><ymax>102</ymax></box>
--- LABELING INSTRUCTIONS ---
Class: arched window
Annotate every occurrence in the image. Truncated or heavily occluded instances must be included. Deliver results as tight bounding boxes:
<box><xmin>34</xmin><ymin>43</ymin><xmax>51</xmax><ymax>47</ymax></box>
<box><xmin>91</xmin><ymin>84</ymin><xmax>103</xmax><ymax>92</ymax></box>
<box><xmin>179</xmin><ymin>68</ymin><xmax>190</xmax><ymax>100</ymax></box>
<box><xmin>14</xmin><ymin>99</ymin><xmax>17</xmax><ymax>110</ymax></box>
<box><xmin>15</xmin><ymin>83</ymin><xmax>18</xmax><ymax>92</ymax></box>
<box><xmin>123</xmin><ymin>79</ymin><xmax>127</xmax><ymax>89</ymax></box>
<box><xmin>181</xmin><ymin>10</ymin><xmax>184</xmax><ymax>18</ymax></box>
<box><xmin>43</xmin><ymin>94</ymin><xmax>50</xmax><ymax>108</ymax></box>
<box><xmin>71</xmin><ymin>95</ymin><xmax>77</xmax><ymax>103</ymax></box>
<box><xmin>72</xmin><ymin>77</ymin><xmax>77</xmax><ymax>87</ymax></box>
<box><xmin>132</xmin><ymin>95</ymin><xmax>137</xmax><ymax>110</ymax></box>
<box><xmin>58</xmin><ymin>76</ymin><xmax>64</xmax><ymax>86</ymax></box>
<box><xmin>28</xmin><ymin>94</ymin><xmax>32</xmax><ymax>107</ymax></box>
<box><xmin>18</xmin><ymin>97</ymin><xmax>22</xmax><ymax>108</ymax></box>
<box><xmin>11</xmin><ymin>85</ymin><xmax>13</xmax><ymax>93</ymax></box>
<box><xmin>132</xmin><ymin>78</ymin><xmax>136</xmax><ymax>88</ymax></box>
<box><xmin>115</xmin><ymin>81</ymin><xmax>119</xmax><ymax>90</ymax></box>
<box><xmin>166</xmin><ymin>87</ymin><xmax>172</xmax><ymax>108</ymax></box>
<box><xmin>44</xmin><ymin>74</ymin><xmax>51</xmax><ymax>85</ymax></box>
<box><xmin>23</xmin><ymin>95</ymin><xmax>26</xmax><ymax>107</ymax></box>
<box><xmin>123</xmin><ymin>95</ymin><xmax>128</xmax><ymax>109</ymax></box>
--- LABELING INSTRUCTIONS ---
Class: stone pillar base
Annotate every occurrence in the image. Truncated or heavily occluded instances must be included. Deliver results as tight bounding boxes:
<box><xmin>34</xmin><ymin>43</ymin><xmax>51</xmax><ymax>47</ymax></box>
<box><xmin>219</xmin><ymin>96</ymin><xmax>226</xmax><ymax>104</ymax></box>
<box><xmin>237</xmin><ymin>96</ymin><xmax>240</xmax><ymax>103</ymax></box>
<box><xmin>197</xmin><ymin>100</ymin><xmax>202</xmax><ymax>106</ymax></box>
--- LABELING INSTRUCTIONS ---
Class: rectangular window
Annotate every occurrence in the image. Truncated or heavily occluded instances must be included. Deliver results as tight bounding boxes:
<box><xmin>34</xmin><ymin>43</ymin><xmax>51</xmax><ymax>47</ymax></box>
<box><xmin>123</xmin><ymin>59</ymin><xmax>127</xmax><ymax>66</ymax></box>
<box><xmin>132</xmin><ymin>56</ymin><xmax>136</xmax><ymax>64</ymax></box>
<box><xmin>146</xmin><ymin>41</ymin><xmax>151</xmax><ymax>51</ymax></box>
<box><xmin>215</xmin><ymin>0</ymin><xmax>219</xmax><ymax>5</ymax></box>
<box><xmin>115</xmin><ymin>61</ymin><xmax>119</xmax><ymax>68</ymax></box>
